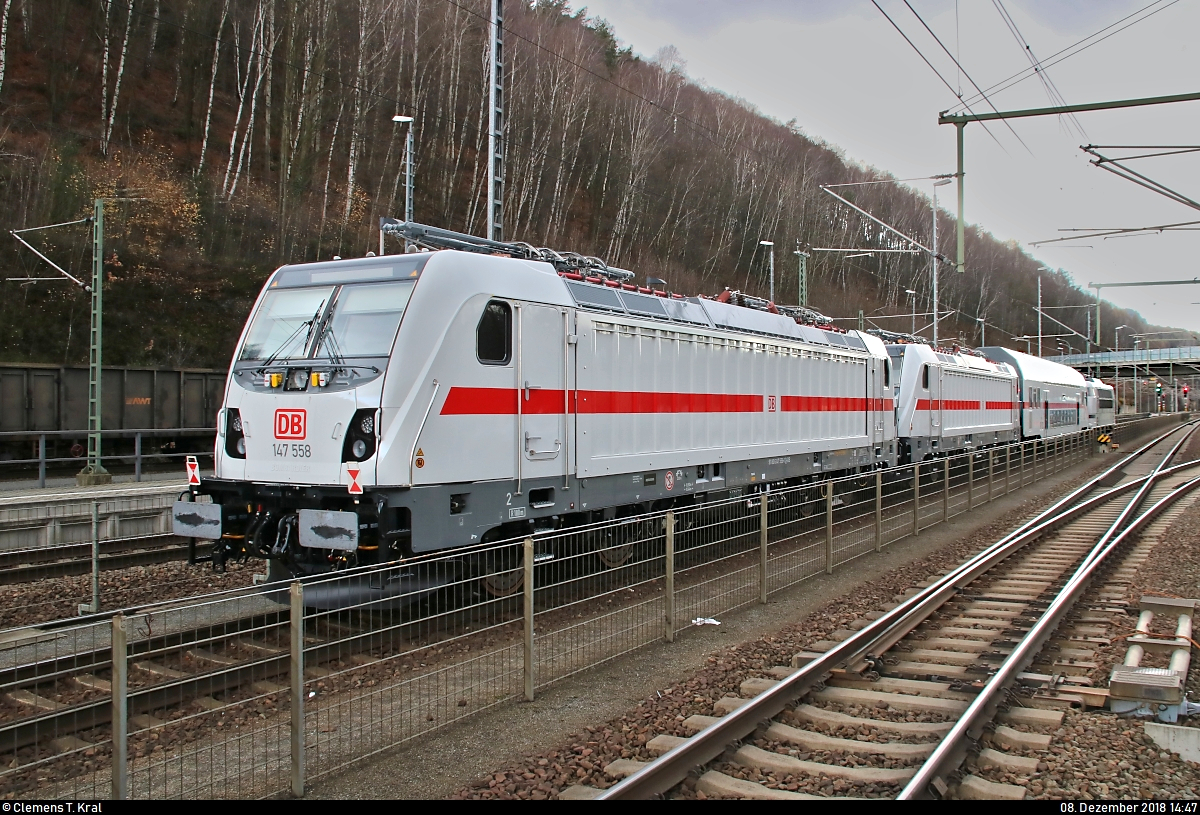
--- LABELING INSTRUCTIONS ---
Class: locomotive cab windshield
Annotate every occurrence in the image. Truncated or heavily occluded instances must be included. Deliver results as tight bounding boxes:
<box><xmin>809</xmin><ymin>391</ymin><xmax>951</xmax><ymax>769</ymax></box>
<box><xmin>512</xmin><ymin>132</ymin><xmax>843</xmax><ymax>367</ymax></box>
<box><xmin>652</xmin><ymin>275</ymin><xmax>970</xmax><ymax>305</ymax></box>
<box><xmin>238</xmin><ymin>280</ymin><xmax>416</xmax><ymax>365</ymax></box>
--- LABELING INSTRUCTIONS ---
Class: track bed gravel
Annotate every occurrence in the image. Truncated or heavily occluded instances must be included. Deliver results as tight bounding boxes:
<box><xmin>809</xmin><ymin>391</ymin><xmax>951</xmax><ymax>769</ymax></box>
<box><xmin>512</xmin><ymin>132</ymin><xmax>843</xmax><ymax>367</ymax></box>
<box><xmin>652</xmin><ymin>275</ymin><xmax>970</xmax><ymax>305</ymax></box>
<box><xmin>0</xmin><ymin>560</ymin><xmax>258</xmax><ymax>629</ymax></box>
<box><xmin>446</xmin><ymin>459</ymin><xmax>1120</xmax><ymax>800</ymax></box>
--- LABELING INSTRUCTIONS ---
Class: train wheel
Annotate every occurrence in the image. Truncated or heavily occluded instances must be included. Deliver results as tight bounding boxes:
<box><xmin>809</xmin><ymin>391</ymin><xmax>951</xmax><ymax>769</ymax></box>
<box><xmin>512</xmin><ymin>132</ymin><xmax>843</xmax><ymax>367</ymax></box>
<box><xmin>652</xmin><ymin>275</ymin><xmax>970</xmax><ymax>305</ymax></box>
<box><xmin>597</xmin><ymin>537</ymin><xmax>635</xmax><ymax>568</ymax></box>
<box><xmin>797</xmin><ymin>487</ymin><xmax>819</xmax><ymax>518</ymax></box>
<box><xmin>480</xmin><ymin>541</ymin><xmax>524</xmax><ymax>597</ymax></box>
<box><xmin>597</xmin><ymin>517</ymin><xmax>652</xmax><ymax>568</ymax></box>
<box><xmin>483</xmin><ymin>566</ymin><xmax>524</xmax><ymax>597</ymax></box>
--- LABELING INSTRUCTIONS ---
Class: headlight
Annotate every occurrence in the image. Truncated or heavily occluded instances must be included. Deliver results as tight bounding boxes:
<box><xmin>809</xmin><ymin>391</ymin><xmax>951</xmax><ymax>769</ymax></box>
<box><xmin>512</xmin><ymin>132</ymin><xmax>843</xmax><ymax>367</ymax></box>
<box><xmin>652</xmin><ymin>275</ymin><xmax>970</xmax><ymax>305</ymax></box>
<box><xmin>225</xmin><ymin>408</ymin><xmax>246</xmax><ymax>459</ymax></box>
<box><xmin>342</xmin><ymin>408</ymin><xmax>378</xmax><ymax>463</ymax></box>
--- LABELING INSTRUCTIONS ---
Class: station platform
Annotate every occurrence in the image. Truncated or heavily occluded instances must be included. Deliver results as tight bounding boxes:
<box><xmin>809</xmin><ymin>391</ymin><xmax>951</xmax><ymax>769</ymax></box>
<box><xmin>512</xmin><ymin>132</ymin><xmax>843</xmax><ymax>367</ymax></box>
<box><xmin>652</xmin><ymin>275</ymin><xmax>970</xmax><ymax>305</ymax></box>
<box><xmin>0</xmin><ymin>469</ymin><xmax>200</xmax><ymax>553</ymax></box>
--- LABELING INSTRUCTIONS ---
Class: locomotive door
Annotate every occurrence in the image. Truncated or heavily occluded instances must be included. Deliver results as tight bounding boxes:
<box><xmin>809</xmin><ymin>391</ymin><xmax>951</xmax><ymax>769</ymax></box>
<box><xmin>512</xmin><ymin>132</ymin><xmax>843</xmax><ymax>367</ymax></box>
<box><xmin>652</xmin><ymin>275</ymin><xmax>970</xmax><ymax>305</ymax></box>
<box><xmin>927</xmin><ymin>364</ymin><xmax>942</xmax><ymax>434</ymax></box>
<box><xmin>517</xmin><ymin>303</ymin><xmax>570</xmax><ymax>488</ymax></box>
<box><xmin>869</xmin><ymin>359</ymin><xmax>884</xmax><ymax>445</ymax></box>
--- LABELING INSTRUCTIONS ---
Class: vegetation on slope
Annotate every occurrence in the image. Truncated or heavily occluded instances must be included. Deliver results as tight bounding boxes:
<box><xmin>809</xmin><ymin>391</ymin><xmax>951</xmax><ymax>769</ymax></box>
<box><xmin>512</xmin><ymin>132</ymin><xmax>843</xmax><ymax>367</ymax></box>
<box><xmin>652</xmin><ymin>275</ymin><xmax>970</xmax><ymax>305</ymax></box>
<box><xmin>0</xmin><ymin>0</ymin><xmax>1170</xmax><ymax>368</ymax></box>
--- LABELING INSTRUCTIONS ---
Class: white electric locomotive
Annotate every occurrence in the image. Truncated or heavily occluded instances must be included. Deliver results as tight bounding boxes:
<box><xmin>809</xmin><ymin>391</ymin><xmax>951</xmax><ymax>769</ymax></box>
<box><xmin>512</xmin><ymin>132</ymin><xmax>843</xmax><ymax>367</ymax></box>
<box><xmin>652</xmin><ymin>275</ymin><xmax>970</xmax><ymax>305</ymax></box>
<box><xmin>176</xmin><ymin>222</ymin><xmax>899</xmax><ymax>577</ymax></box>
<box><xmin>887</xmin><ymin>343</ymin><xmax>1018</xmax><ymax>463</ymax></box>
<box><xmin>173</xmin><ymin>221</ymin><xmax>1103</xmax><ymax>583</ymax></box>
<box><xmin>1088</xmin><ymin>377</ymin><xmax>1117</xmax><ymax>429</ymax></box>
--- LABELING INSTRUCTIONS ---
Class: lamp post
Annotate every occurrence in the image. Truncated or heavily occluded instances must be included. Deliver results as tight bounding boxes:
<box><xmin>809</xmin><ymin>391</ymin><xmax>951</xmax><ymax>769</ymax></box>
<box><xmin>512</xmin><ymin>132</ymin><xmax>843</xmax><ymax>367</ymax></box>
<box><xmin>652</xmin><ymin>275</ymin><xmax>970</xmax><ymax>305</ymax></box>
<box><xmin>759</xmin><ymin>240</ymin><xmax>775</xmax><ymax>302</ymax></box>
<box><xmin>1036</xmin><ymin>266</ymin><xmax>1052</xmax><ymax>357</ymax></box>
<box><xmin>931</xmin><ymin>178</ymin><xmax>952</xmax><ymax>348</ymax></box>
<box><xmin>1115</xmin><ymin>325</ymin><xmax>1127</xmax><ymax>414</ymax></box>
<box><xmin>1133</xmin><ymin>338</ymin><xmax>1142</xmax><ymax>413</ymax></box>
<box><xmin>975</xmin><ymin>316</ymin><xmax>985</xmax><ymax>347</ymax></box>
<box><xmin>391</xmin><ymin>115</ymin><xmax>415</xmax><ymax>250</ymax></box>
<box><xmin>905</xmin><ymin>289</ymin><xmax>917</xmax><ymax>335</ymax></box>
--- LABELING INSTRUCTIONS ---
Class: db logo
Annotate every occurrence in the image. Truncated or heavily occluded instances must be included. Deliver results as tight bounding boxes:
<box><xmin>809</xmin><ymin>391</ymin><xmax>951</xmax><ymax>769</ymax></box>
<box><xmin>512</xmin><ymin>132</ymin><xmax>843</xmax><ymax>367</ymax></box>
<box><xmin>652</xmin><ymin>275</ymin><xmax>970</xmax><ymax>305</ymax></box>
<box><xmin>767</xmin><ymin>395</ymin><xmax>777</xmax><ymax>413</ymax></box>
<box><xmin>274</xmin><ymin>409</ymin><xmax>306</xmax><ymax>439</ymax></box>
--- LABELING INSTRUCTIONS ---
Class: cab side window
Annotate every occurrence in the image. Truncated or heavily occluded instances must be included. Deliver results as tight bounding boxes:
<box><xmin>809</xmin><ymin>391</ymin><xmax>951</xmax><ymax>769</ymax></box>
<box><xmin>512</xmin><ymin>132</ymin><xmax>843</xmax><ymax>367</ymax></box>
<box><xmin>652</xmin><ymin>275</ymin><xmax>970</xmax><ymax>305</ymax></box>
<box><xmin>922</xmin><ymin>364</ymin><xmax>929</xmax><ymax>390</ymax></box>
<box><xmin>477</xmin><ymin>300</ymin><xmax>512</xmax><ymax>365</ymax></box>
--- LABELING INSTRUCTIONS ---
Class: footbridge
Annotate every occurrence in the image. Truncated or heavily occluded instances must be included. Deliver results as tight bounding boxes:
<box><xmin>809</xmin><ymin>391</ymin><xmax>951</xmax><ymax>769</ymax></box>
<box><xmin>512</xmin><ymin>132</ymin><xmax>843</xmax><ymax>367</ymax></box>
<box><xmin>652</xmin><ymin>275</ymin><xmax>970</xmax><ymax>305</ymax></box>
<box><xmin>1048</xmin><ymin>346</ymin><xmax>1200</xmax><ymax>380</ymax></box>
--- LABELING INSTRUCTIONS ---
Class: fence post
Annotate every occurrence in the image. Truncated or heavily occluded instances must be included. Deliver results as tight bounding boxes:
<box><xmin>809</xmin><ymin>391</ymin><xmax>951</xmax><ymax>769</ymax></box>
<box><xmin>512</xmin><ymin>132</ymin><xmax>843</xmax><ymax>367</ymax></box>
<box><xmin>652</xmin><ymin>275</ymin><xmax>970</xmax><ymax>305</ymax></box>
<box><xmin>967</xmin><ymin>453</ymin><xmax>974</xmax><ymax>511</ymax></box>
<box><xmin>79</xmin><ymin>503</ymin><xmax>100</xmax><ymax>616</ymax></box>
<box><xmin>134</xmin><ymin>433</ymin><xmax>142</xmax><ymax>482</ymax></box>
<box><xmin>759</xmin><ymin>494</ymin><xmax>769</xmax><ymax>603</ymax></box>
<box><xmin>942</xmin><ymin>457</ymin><xmax>950</xmax><ymax>521</ymax></box>
<box><xmin>37</xmin><ymin>434</ymin><xmax>46</xmax><ymax>488</ymax></box>
<box><xmin>874</xmin><ymin>469</ymin><xmax>883</xmax><ymax>553</ymax></box>
<box><xmin>1021</xmin><ymin>442</ymin><xmax>1026</xmax><ymax>486</ymax></box>
<box><xmin>290</xmin><ymin>581</ymin><xmax>305</xmax><ymax>798</ymax></box>
<box><xmin>111</xmin><ymin>614</ymin><xmax>128</xmax><ymax>800</ymax></box>
<box><xmin>91</xmin><ymin>503</ymin><xmax>99</xmax><ymax>609</ymax></box>
<box><xmin>523</xmin><ymin>538</ymin><xmax>535</xmax><ymax>702</ymax></box>
<box><xmin>988</xmin><ymin>449</ymin><xmax>994</xmax><ymax>502</ymax></box>
<box><xmin>825</xmin><ymin>481</ymin><xmax>834</xmax><ymax>574</ymax></box>
<box><xmin>665</xmin><ymin>511</ymin><xmax>676</xmax><ymax>642</ymax></box>
<box><xmin>912</xmin><ymin>462</ymin><xmax>920</xmax><ymax>536</ymax></box>
<box><xmin>1006</xmin><ymin>444</ymin><xmax>1012</xmax><ymax>494</ymax></box>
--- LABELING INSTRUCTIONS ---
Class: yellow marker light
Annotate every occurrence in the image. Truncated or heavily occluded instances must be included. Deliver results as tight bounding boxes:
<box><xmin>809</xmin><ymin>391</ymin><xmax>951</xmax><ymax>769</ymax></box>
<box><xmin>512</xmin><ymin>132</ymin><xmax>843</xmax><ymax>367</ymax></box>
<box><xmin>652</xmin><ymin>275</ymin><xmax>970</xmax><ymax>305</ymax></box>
<box><xmin>268</xmin><ymin>373</ymin><xmax>283</xmax><ymax>388</ymax></box>
<box><xmin>311</xmin><ymin>372</ymin><xmax>321</xmax><ymax>388</ymax></box>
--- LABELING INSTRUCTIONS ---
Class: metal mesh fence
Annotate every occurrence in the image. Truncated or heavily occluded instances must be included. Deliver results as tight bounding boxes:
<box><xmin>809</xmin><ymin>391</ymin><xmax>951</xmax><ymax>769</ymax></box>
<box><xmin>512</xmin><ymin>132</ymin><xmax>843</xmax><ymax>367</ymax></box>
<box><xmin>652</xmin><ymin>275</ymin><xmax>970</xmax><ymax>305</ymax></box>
<box><xmin>0</xmin><ymin>418</ymin><xmax>1180</xmax><ymax>799</ymax></box>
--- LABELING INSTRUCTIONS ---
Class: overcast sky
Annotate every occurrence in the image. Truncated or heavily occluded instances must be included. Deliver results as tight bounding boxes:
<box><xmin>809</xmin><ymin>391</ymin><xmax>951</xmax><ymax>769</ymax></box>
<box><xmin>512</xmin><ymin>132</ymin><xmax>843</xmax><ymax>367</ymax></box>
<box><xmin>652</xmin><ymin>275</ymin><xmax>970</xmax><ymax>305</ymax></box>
<box><xmin>578</xmin><ymin>0</ymin><xmax>1200</xmax><ymax>344</ymax></box>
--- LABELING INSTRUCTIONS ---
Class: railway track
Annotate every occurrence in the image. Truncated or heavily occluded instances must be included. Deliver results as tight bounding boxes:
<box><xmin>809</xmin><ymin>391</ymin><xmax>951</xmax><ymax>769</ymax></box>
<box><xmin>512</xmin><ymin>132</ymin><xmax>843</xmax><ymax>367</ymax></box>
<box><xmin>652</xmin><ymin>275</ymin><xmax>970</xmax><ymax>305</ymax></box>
<box><xmin>590</xmin><ymin>422</ymin><xmax>1200</xmax><ymax>800</ymax></box>
<box><xmin>0</xmin><ymin>427</ymin><xmax>1170</xmax><ymax>796</ymax></box>
<box><xmin>0</xmin><ymin>536</ymin><xmax>212</xmax><ymax>585</ymax></box>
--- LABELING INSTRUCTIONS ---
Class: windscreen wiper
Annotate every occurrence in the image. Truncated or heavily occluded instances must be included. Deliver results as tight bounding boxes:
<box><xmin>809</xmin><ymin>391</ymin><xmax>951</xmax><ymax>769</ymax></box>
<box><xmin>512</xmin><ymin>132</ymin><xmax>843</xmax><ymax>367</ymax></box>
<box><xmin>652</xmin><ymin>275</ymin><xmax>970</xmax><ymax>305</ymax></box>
<box><xmin>257</xmin><ymin>300</ymin><xmax>325</xmax><ymax>370</ymax></box>
<box><xmin>310</xmin><ymin>293</ymin><xmax>345</xmax><ymax>366</ymax></box>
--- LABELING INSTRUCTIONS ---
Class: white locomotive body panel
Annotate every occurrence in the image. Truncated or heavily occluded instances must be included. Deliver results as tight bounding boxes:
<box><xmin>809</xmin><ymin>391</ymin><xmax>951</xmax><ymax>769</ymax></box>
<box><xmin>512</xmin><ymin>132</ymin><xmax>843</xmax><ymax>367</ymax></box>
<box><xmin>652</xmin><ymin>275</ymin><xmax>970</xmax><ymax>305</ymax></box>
<box><xmin>1090</xmin><ymin>378</ymin><xmax>1116</xmax><ymax>428</ymax></box>
<box><xmin>570</xmin><ymin>313</ymin><xmax>879</xmax><ymax>477</ymax></box>
<box><xmin>890</xmin><ymin>344</ymin><xmax>1017</xmax><ymax>460</ymax></box>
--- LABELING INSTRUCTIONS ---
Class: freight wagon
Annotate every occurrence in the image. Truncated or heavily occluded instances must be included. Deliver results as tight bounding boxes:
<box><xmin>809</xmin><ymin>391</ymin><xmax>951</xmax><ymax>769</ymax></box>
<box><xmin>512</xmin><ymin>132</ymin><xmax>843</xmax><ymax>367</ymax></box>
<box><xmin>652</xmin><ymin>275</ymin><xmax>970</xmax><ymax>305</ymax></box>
<box><xmin>0</xmin><ymin>363</ymin><xmax>226</xmax><ymax>471</ymax></box>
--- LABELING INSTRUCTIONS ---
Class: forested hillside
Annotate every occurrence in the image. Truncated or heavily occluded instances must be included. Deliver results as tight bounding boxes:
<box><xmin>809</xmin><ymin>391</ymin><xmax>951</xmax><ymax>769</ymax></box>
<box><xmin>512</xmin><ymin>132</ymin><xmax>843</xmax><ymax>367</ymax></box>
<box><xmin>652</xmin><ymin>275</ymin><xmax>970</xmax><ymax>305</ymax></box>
<box><xmin>0</xmin><ymin>0</ymin><xmax>1171</xmax><ymax>368</ymax></box>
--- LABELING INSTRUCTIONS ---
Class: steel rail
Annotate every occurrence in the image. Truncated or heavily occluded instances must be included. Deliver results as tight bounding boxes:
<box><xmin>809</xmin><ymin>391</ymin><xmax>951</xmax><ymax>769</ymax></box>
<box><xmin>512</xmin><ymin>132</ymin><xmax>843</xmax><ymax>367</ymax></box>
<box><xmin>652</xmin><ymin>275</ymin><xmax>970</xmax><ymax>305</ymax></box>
<box><xmin>901</xmin><ymin>469</ymin><xmax>1200</xmax><ymax>798</ymax></box>
<box><xmin>0</xmin><ymin>426</ymin><xmax>1184</xmax><ymax>769</ymax></box>
<box><xmin>599</xmin><ymin>423</ymin><xmax>1196</xmax><ymax>799</ymax></box>
<box><xmin>0</xmin><ymin>541</ymin><xmax>210</xmax><ymax>584</ymax></box>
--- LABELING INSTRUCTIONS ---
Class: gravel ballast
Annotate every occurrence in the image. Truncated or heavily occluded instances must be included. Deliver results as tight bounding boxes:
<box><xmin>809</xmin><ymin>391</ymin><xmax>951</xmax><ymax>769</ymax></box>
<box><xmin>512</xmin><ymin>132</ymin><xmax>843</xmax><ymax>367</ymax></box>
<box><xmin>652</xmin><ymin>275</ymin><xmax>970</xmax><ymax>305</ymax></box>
<box><xmin>309</xmin><ymin>451</ymin><xmax>1117</xmax><ymax>799</ymax></box>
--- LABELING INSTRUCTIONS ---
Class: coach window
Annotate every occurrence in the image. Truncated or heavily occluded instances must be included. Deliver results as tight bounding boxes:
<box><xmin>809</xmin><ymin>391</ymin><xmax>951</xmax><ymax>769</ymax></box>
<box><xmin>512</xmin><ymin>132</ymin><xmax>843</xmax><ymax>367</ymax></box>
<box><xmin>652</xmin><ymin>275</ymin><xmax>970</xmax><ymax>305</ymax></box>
<box><xmin>477</xmin><ymin>300</ymin><xmax>512</xmax><ymax>365</ymax></box>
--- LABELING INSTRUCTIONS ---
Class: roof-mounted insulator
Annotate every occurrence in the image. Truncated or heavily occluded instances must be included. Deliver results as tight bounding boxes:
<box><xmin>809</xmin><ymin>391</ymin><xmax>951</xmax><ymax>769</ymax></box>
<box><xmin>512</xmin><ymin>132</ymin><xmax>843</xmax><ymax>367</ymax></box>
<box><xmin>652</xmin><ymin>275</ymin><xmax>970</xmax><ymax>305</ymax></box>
<box><xmin>866</xmin><ymin>328</ymin><xmax>931</xmax><ymax>346</ymax></box>
<box><xmin>379</xmin><ymin>218</ymin><xmax>635</xmax><ymax>282</ymax></box>
<box><xmin>711</xmin><ymin>289</ymin><xmax>842</xmax><ymax>331</ymax></box>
